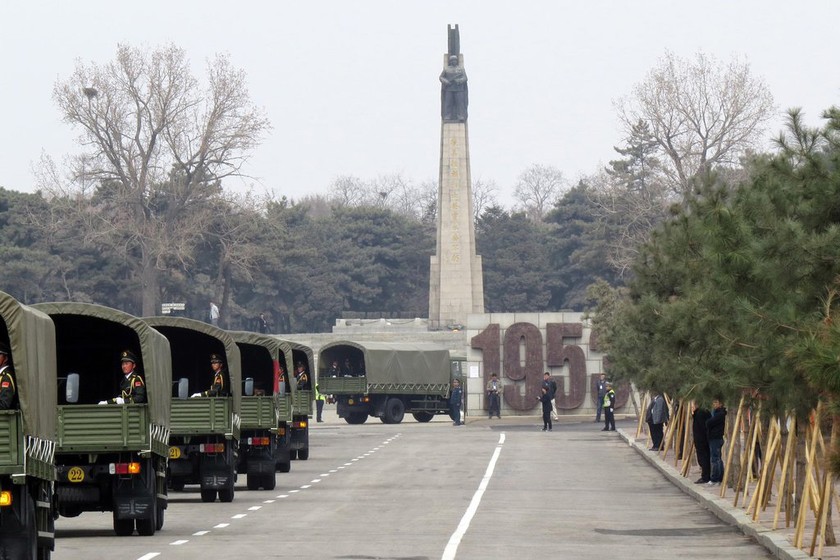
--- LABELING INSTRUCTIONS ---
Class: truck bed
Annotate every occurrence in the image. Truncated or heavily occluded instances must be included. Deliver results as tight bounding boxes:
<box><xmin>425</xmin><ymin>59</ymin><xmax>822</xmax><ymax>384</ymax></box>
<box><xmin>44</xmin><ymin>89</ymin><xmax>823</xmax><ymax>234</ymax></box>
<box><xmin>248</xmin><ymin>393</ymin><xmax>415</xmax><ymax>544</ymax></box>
<box><xmin>57</xmin><ymin>404</ymin><xmax>167</xmax><ymax>457</ymax></box>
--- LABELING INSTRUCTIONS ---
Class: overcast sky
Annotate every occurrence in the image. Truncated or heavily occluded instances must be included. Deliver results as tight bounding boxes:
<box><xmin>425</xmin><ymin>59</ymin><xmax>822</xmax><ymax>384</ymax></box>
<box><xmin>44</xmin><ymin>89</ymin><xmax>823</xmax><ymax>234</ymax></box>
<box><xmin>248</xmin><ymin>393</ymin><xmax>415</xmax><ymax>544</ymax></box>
<box><xmin>3</xmin><ymin>1</ymin><xmax>839</xmax><ymax>208</ymax></box>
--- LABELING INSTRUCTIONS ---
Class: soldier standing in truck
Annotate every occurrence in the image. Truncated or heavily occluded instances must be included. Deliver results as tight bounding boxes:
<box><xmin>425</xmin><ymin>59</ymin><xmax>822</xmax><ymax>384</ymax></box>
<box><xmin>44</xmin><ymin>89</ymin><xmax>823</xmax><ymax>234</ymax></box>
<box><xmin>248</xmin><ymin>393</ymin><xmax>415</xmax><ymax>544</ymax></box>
<box><xmin>0</xmin><ymin>343</ymin><xmax>17</xmax><ymax>410</ymax></box>
<box><xmin>103</xmin><ymin>350</ymin><xmax>146</xmax><ymax>404</ymax></box>
<box><xmin>193</xmin><ymin>353</ymin><xmax>229</xmax><ymax>397</ymax></box>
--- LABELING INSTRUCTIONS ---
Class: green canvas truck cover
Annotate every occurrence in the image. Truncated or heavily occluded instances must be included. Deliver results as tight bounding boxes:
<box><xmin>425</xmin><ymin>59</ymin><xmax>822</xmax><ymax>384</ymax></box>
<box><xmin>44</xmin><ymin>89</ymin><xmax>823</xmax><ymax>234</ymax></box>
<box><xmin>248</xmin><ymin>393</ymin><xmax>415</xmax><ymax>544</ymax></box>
<box><xmin>0</xmin><ymin>291</ymin><xmax>57</xmax><ymax>442</ymax></box>
<box><xmin>32</xmin><ymin>302</ymin><xmax>172</xmax><ymax>427</ymax></box>
<box><xmin>319</xmin><ymin>341</ymin><xmax>451</xmax><ymax>386</ymax></box>
<box><xmin>142</xmin><ymin>317</ymin><xmax>241</xmax><ymax>415</ymax></box>
<box><xmin>227</xmin><ymin>331</ymin><xmax>294</xmax><ymax>396</ymax></box>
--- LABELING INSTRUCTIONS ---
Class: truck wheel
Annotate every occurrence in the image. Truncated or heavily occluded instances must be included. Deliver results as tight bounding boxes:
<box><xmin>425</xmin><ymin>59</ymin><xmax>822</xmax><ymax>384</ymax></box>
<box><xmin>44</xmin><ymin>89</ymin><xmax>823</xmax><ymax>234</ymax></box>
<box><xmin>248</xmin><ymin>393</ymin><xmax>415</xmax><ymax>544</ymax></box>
<box><xmin>170</xmin><ymin>479</ymin><xmax>185</xmax><ymax>492</ymax></box>
<box><xmin>297</xmin><ymin>448</ymin><xmax>309</xmax><ymax>460</ymax></box>
<box><xmin>277</xmin><ymin>461</ymin><xmax>291</xmax><ymax>473</ymax></box>
<box><xmin>345</xmin><ymin>412</ymin><xmax>368</xmax><ymax>424</ymax></box>
<box><xmin>412</xmin><ymin>411</ymin><xmax>434</xmax><ymax>423</ymax></box>
<box><xmin>263</xmin><ymin>473</ymin><xmax>277</xmax><ymax>490</ymax></box>
<box><xmin>113</xmin><ymin>516</ymin><xmax>134</xmax><ymax>536</ymax></box>
<box><xmin>289</xmin><ymin>449</ymin><xmax>298</xmax><ymax>460</ymax></box>
<box><xmin>136</xmin><ymin>509</ymin><xmax>156</xmax><ymax>536</ymax></box>
<box><xmin>200</xmin><ymin>489</ymin><xmax>217</xmax><ymax>503</ymax></box>
<box><xmin>155</xmin><ymin>500</ymin><xmax>165</xmax><ymax>531</ymax></box>
<box><xmin>247</xmin><ymin>475</ymin><xmax>259</xmax><ymax>490</ymax></box>
<box><xmin>383</xmin><ymin>398</ymin><xmax>405</xmax><ymax>424</ymax></box>
<box><xmin>218</xmin><ymin>485</ymin><xmax>234</xmax><ymax>503</ymax></box>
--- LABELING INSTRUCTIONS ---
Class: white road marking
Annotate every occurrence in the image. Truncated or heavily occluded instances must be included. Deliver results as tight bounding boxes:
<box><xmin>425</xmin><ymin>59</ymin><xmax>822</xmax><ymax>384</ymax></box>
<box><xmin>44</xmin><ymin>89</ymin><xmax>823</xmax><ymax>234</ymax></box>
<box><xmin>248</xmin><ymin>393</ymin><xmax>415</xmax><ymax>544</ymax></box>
<box><xmin>289</xmin><ymin>489</ymin><xmax>300</xmax><ymax>493</ymax></box>
<box><xmin>277</xmin><ymin>494</ymin><xmax>289</xmax><ymax>498</ymax></box>
<box><xmin>310</xmin><ymin>479</ymin><xmax>321</xmax><ymax>483</ymax></box>
<box><xmin>137</xmin><ymin>554</ymin><xmax>160</xmax><ymax>560</ymax></box>
<box><xmin>213</xmin><ymin>523</ymin><xmax>229</xmax><ymax>528</ymax></box>
<box><xmin>320</xmin><ymin>473</ymin><xmax>330</xmax><ymax>476</ymax></box>
<box><xmin>248</xmin><ymin>506</ymin><xmax>261</xmax><ymax>511</ymax></box>
<box><xmin>263</xmin><ymin>500</ymin><xmax>275</xmax><ymax>504</ymax></box>
<box><xmin>170</xmin><ymin>540</ymin><xmax>189</xmax><ymax>546</ymax></box>
<box><xmin>193</xmin><ymin>531</ymin><xmax>209</xmax><ymax>536</ymax></box>
<box><xmin>232</xmin><ymin>513</ymin><xmax>247</xmax><ymax>519</ymax></box>
<box><xmin>300</xmin><ymin>484</ymin><xmax>311</xmax><ymax>489</ymax></box>
<box><xmin>441</xmin><ymin>432</ymin><xmax>506</xmax><ymax>560</ymax></box>
<box><xmin>329</xmin><ymin>469</ymin><xmax>338</xmax><ymax>473</ymax></box>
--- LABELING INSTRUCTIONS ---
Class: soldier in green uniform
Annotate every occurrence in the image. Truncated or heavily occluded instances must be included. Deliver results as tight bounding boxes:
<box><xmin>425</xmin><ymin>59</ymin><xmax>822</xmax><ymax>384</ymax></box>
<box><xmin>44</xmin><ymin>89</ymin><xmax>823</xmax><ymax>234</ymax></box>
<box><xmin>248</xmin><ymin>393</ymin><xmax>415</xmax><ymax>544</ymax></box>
<box><xmin>193</xmin><ymin>353</ymin><xmax>229</xmax><ymax>397</ymax></box>
<box><xmin>101</xmin><ymin>349</ymin><xmax>146</xmax><ymax>404</ymax></box>
<box><xmin>0</xmin><ymin>343</ymin><xmax>17</xmax><ymax>410</ymax></box>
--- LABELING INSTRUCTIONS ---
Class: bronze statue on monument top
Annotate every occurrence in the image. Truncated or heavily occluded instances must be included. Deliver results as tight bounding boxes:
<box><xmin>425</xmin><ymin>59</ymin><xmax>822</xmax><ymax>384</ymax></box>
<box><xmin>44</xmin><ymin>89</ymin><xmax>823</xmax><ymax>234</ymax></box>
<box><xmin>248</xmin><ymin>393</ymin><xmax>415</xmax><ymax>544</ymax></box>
<box><xmin>440</xmin><ymin>24</ymin><xmax>468</xmax><ymax>123</ymax></box>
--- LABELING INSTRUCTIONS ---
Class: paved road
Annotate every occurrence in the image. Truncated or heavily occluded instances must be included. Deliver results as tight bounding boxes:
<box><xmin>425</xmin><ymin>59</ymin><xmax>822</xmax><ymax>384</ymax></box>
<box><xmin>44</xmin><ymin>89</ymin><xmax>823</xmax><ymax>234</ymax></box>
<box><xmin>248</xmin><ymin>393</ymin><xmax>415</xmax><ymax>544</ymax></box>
<box><xmin>52</xmin><ymin>417</ymin><xmax>770</xmax><ymax>560</ymax></box>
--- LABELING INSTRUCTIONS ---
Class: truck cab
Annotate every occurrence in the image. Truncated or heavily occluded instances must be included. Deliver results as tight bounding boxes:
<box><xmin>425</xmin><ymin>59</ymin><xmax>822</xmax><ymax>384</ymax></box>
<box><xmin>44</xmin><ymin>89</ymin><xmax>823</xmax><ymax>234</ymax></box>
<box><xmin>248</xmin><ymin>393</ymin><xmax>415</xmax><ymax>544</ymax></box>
<box><xmin>33</xmin><ymin>301</ymin><xmax>171</xmax><ymax>538</ymax></box>
<box><xmin>143</xmin><ymin>317</ymin><xmax>241</xmax><ymax>503</ymax></box>
<box><xmin>229</xmin><ymin>331</ymin><xmax>294</xmax><ymax>490</ymax></box>
<box><xmin>0</xmin><ymin>291</ymin><xmax>57</xmax><ymax>559</ymax></box>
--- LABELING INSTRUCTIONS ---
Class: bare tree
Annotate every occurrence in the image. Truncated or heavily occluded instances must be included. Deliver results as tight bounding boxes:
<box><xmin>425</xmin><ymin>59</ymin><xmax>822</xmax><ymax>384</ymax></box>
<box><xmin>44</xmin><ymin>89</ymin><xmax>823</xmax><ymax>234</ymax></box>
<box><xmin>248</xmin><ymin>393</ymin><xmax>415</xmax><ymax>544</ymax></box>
<box><xmin>42</xmin><ymin>43</ymin><xmax>270</xmax><ymax>315</ymax></box>
<box><xmin>328</xmin><ymin>175</ymin><xmax>367</xmax><ymax>207</ymax></box>
<box><xmin>471</xmin><ymin>177</ymin><xmax>499</xmax><ymax>221</ymax></box>
<box><xmin>616</xmin><ymin>50</ymin><xmax>774</xmax><ymax>197</ymax></box>
<box><xmin>513</xmin><ymin>164</ymin><xmax>566</xmax><ymax>221</ymax></box>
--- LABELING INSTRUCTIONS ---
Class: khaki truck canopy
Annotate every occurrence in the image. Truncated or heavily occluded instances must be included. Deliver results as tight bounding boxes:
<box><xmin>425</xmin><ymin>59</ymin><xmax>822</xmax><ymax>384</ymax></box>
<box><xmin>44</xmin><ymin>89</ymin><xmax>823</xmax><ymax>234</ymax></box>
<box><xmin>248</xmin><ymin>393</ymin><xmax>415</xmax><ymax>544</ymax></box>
<box><xmin>31</xmin><ymin>302</ymin><xmax>172</xmax><ymax>427</ymax></box>
<box><xmin>142</xmin><ymin>317</ymin><xmax>241</xmax><ymax>414</ymax></box>
<box><xmin>319</xmin><ymin>341</ymin><xmax>451</xmax><ymax>386</ymax></box>
<box><xmin>0</xmin><ymin>291</ymin><xmax>57</xmax><ymax>441</ymax></box>
<box><xmin>227</xmin><ymin>331</ymin><xmax>293</xmax><ymax>396</ymax></box>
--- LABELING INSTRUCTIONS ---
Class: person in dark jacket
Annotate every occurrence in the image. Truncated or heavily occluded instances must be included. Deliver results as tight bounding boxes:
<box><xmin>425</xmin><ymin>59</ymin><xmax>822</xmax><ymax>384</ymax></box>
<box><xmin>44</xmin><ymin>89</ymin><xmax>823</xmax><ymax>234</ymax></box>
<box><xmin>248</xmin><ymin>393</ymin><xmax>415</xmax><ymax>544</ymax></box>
<box><xmin>537</xmin><ymin>386</ymin><xmax>553</xmax><ymax>431</ymax></box>
<box><xmin>705</xmin><ymin>397</ymin><xmax>727</xmax><ymax>485</ymax></box>
<box><xmin>692</xmin><ymin>402</ymin><xmax>712</xmax><ymax>483</ymax></box>
<box><xmin>449</xmin><ymin>379</ymin><xmax>463</xmax><ymax>426</ymax></box>
<box><xmin>0</xmin><ymin>343</ymin><xmax>17</xmax><ymax>410</ymax></box>
<box><xmin>647</xmin><ymin>392</ymin><xmax>669</xmax><ymax>450</ymax></box>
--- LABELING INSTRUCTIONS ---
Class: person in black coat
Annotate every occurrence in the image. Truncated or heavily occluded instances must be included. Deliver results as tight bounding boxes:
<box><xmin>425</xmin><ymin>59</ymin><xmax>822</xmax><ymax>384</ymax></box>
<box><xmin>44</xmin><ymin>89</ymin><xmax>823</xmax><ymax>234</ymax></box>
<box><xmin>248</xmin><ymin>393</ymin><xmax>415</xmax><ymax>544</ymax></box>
<box><xmin>692</xmin><ymin>402</ymin><xmax>712</xmax><ymax>483</ymax></box>
<box><xmin>705</xmin><ymin>397</ymin><xmax>727</xmax><ymax>484</ymax></box>
<box><xmin>537</xmin><ymin>387</ymin><xmax>553</xmax><ymax>431</ymax></box>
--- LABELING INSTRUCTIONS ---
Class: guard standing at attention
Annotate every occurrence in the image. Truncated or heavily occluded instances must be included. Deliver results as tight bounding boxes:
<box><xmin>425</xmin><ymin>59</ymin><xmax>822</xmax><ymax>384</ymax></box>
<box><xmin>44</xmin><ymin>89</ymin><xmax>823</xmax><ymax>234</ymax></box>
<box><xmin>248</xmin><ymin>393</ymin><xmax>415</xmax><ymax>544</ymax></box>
<box><xmin>101</xmin><ymin>350</ymin><xmax>146</xmax><ymax>404</ymax></box>
<box><xmin>192</xmin><ymin>353</ymin><xmax>229</xmax><ymax>397</ymax></box>
<box><xmin>602</xmin><ymin>381</ymin><xmax>616</xmax><ymax>431</ymax></box>
<box><xmin>0</xmin><ymin>343</ymin><xmax>17</xmax><ymax>410</ymax></box>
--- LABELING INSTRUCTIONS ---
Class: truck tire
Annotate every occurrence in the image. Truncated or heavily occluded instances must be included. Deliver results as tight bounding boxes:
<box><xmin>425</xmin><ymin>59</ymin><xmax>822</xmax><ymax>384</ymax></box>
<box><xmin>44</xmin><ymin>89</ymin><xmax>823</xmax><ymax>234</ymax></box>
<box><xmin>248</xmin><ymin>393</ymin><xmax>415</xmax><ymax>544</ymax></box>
<box><xmin>218</xmin><ymin>473</ymin><xmax>235</xmax><ymax>502</ymax></box>
<box><xmin>113</xmin><ymin>515</ymin><xmax>134</xmax><ymax>536</ymax></box>
<box><xmin>155</xmin><ymin>500</ymin><xmax>165</xmax><ymax>531</ymax></box>
<box><xmin>412</xmin><ymin>411</ymin><xmax>434</xmax><ymax>423</ymax></box>
<box><xmin>200</xmin><ymin>489</ymin><xmax>217</xmax><ymax>503</ymax></box>
<box><xmin>136</xmin><ymin>507</ymin><xmax>156</xmax><ymax>536</ymax></box>
<box><xmin>383</xmin><ymin>398</ymin><xmax>405</xmax><ymax>424</ymax></box>
<box><xmin>247</xmin><ymin>475</ymin><xmax>260</xmax><ymax>491</ymax></box>
<box><xmin>297</xmin><ymin>448</ymin><xmax>309</xmax><ymax>460</ymax></box>
<box><xmin>345</xmin><ymin>412</ymin><xmax>368</xmax><ymax>424</ymax></box>
<box><xmin>289</xmin><ymin>449</ymin><xmax>298</xmax><ymax>460</ymax></box>
<box><xmin>170</xmin><ymin>478</ymin><xmax>185</xmax><ymax>492</ymax></box>
<box><xmin>263</xmin><ymin>473</ymin><xmax>276</xmax><ymax>490</ymax></box>
<box><xmin>277</xmin><ymin>461</ymin><xmax>291</xmax><ymax>473</ymax></box>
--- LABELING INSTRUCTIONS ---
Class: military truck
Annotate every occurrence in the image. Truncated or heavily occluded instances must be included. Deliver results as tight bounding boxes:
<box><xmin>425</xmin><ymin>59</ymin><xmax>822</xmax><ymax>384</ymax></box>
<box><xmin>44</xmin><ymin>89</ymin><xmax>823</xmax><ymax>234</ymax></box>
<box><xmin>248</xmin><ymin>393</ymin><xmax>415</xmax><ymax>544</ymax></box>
<box><xmin>279</xmin><ymin>340</ymin><xmax>313</xmax><ymax>460</ymax></box>
<box><xmin>317</xmin><ymin>341</ymin><xmax>462</xmax><ymax>424</ymax></box>
<box><xmin>143</xmin><ymin>317</ymin><xmax>241</xmax><ymax>503</ymax></box>
<box><xmin>228</xmin><ymin>331</ymin><xmax>294</xmax><ymax>490</ymax></box>
<box><xmin>32</xmin><ymin>302</ymin><xmax>171</xmax><ymax>537</ymax></box>
<box><xmin>0</xmin><ymin>292</ymin><xmax>57</xmax><ymax>559</ymax></box>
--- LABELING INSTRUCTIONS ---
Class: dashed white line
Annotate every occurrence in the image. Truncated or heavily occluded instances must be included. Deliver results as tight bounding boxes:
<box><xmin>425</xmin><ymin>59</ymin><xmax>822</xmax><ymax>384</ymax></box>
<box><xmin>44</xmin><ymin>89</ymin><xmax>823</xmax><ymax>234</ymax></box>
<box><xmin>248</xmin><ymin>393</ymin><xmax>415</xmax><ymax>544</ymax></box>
<box><xmin>137</xmin><ymin>554</ymin><xmax>160</xmax><ymax>560</ymax></box>
<box><xmin>232</xmin><ymin>513</ymin><xmax>247</xmax><ymax>519</ymax></box>
<box><xmin>193</xmin><ymin>530</ymin><xmax>209</xmax><ymax>536</ymax></box>
<box><xmin>289</xmin><ymin>489</ymin><xmax>300</xmax><ymax>493</ymax></box>
<box><xmin>311</xmin><ymin>479</ymin><xmax>321</xmax><ymax>483</ymax></box>
<box><xmin>213</xmin><ymin>523</ymin><xmax>229</xmax><ymax>529</ymax></box>
<box><xmin>300</xmin><ymin>484</ymin><xmax>311</xmax><ymax>489</ymax></box>
<box><xmin>263</xmin><ymin>500</ymin><xmax>275</xmax><ymax>504</ymax></box>
<box><xmin>170</xmin><ymin>540</ymin><xmax>189</xmax><ymax>546</ymax></box>
<box><xmin>277</xmin><ymin>494</ymin><xmax>289</xmax><ymax>498</ymax></box>
<box><xmin>248</xmin><ymin>506</ymin><xmax>262</xmax><ymax>511</ymax></box>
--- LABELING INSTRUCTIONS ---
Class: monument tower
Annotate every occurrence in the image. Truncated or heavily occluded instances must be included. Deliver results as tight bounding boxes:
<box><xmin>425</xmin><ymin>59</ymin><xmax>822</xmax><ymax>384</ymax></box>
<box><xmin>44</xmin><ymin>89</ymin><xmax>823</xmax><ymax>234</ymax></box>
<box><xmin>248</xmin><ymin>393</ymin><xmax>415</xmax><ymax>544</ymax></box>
<box><xmin>428</xmin><ymin>24</ymin><xmax>485</xmax><ymax>329</ymax></box>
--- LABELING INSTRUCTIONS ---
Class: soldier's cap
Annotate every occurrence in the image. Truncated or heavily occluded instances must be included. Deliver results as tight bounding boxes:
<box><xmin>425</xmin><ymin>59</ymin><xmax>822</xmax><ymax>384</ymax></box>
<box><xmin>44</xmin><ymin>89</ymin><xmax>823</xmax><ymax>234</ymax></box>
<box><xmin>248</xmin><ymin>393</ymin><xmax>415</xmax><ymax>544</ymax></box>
<box><xmin>0</xmin><ymin>342</ymin><xmax>9</xmax><ymax>355</ymax></box>
<box><xmin>120</xmin><ymin>350</ymin><xmax>137</xmax><ymax>363</ymax></box>
<box><xmin>210</xmin><ymin>353</ymin><xmax>223</xmax><ymax>363</ymax></box>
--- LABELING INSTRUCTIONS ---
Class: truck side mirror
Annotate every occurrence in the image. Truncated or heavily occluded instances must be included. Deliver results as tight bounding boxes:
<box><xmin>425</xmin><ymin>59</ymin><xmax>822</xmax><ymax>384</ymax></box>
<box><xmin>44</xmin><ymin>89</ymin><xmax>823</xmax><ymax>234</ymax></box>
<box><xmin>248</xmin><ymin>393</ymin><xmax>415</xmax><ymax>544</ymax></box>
<box><xmin>177</xmin><ymin>378</ymin><xmax>189</xmax><ymax>400</ymax></box>
<box><xmin>244</xmin><ymin>378</ymin><xmax>254</xmax><ymax>397</ymax></box>
<box><xmin>66</xmin><ymin>373</ymin><xmax>79</xmax><ymax>403</ymax></box>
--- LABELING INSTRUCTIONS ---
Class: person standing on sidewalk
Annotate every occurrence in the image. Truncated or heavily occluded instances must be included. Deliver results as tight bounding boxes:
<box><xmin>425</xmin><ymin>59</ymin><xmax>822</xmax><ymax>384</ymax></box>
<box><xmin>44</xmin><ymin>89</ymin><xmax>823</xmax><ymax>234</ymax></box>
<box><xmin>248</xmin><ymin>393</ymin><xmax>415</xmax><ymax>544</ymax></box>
<box><xmin>537</xmin><ymin>386</ymin><xmax>553</xmax><ymax>431</ymax></box>
<box><xmin>595</xmin><ymin>373</ymin><xmax>608</xmax><ymax>423</ymax></box>
<box><xmin>692</xmin><ymin>402</ymin><xmax>712</xmax><ymax>484</ymax></box>
<box><xmin>486</xmin><ymin>373</ymin><xmax>501</xmax><ymax>419</ymax></box>
<box><xmin>601</xmin><ymin>381</ymin><xmax>616</xmax><ymax>431</ymax></box>
<box><xmin>449</xmin><ymin>379</ymin><xmax>463</xmax><ymax>426</ymax></box>
<box><xmin>706</xmin><ymin>397</ymin><xmax>727</xmax><ymax>485</ymax></box>
<box><xmin>542</xmin><ymin>372</ymin><xmax>558</xmax><ymax>421</ymax></box>
<box><xmin>647</xmin><ymin>392</ymin><xmax>669</xmax><ymax>450</ymax></box>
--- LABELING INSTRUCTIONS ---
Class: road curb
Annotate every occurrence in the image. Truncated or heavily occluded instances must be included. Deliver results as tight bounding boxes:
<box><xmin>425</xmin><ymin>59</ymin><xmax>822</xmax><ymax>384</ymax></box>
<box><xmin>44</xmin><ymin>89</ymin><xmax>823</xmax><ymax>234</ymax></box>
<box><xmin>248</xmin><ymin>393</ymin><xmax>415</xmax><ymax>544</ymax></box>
<box><xmin>617</xmin><ymin>429</ymin><xmax>811</xmax><ymax>560</ymax></box>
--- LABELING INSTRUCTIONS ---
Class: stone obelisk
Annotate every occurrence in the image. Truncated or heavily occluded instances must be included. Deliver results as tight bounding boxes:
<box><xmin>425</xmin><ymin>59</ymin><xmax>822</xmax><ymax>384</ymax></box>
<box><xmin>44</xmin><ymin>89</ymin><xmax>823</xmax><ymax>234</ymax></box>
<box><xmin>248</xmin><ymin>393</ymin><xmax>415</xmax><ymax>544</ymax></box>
<box><xmin>429</xmin><ymin>24</ymin><xmax>484</xmax><ymax>329</ymax></box>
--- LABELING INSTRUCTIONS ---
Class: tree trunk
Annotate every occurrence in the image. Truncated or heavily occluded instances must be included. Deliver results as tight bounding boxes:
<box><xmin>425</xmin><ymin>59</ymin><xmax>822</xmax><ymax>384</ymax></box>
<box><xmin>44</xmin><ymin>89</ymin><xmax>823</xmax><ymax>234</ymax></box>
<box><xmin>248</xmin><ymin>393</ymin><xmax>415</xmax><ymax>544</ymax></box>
<box><xmin>795</xmin><ymin>416</ymin><xmax>807</xmax><ymax>519</ymax></box>
<box><xmin>140</xmin><ymin>254</ymin><xmax>159</xmax><ymax>317</ymax></box>
<box><xmin>824</xmin><ymin>415</ymin><xmax>840</xmax><ymax>546</ymax></box>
